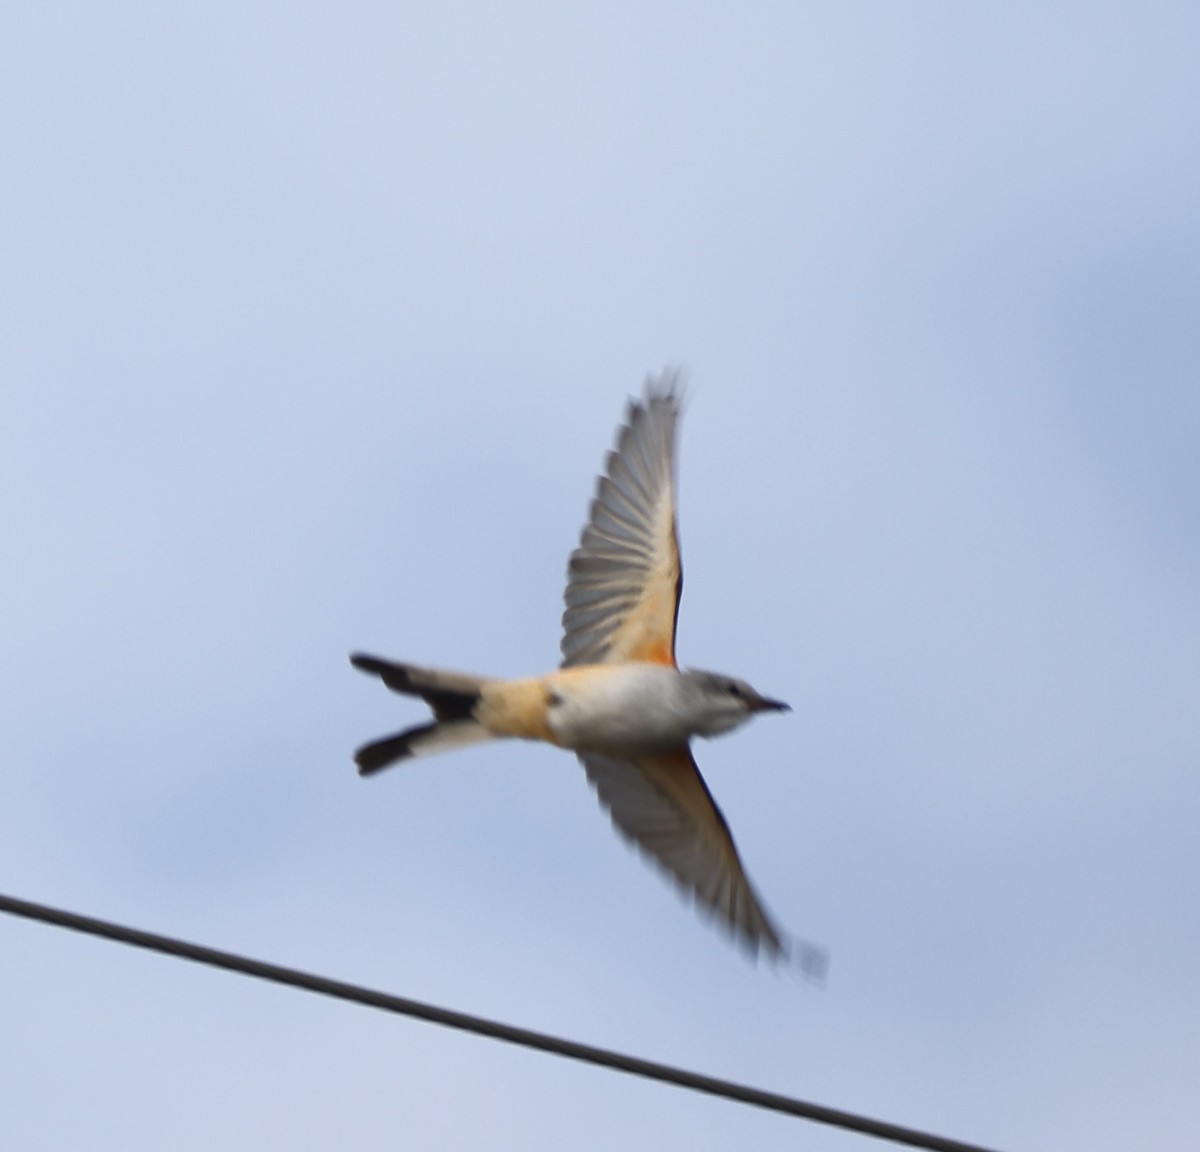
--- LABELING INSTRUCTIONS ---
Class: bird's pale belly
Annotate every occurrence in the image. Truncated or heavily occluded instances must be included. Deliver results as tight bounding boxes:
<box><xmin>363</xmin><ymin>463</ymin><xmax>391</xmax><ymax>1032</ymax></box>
<box><xmin>545</xmin><ymin>663</ymin><xmax>693</xmax><ymax>754</ymax></box>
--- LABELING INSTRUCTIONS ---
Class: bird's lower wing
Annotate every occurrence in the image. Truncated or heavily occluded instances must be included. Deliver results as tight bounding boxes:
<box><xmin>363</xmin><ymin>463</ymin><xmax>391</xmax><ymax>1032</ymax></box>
<box><xmin>579</xmin><ymin>748</ymin><xmax>798</xmax><ymax>964</ymax></box>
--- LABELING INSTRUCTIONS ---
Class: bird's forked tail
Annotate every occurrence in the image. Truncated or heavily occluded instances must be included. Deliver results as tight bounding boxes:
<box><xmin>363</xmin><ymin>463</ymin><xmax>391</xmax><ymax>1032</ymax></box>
<box><xmin>350</xmin><ymin>654</ymin><xmax>497</xmax><ymax>775</ymax></box>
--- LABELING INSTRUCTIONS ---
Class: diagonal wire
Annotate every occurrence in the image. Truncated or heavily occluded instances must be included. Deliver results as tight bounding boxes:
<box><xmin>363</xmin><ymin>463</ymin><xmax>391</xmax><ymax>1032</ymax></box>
<box><xmin>0</xmin><ymin>892</ymin><xmax>1000</xmax><ymax>1152</ymax></box>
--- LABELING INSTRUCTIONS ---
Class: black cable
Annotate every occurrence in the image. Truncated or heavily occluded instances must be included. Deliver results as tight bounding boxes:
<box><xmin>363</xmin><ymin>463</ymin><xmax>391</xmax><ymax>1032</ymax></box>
<box><xmin>0</xmin><ymin>892</ymin><xmax>999</xmax><ymax>1152</ymax></box>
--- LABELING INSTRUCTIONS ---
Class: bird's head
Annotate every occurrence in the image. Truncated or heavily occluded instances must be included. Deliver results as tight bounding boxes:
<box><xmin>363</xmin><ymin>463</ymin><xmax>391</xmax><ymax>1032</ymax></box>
<box><xmin>682</xmin><ymin>669</ymin><xmax>790</xmax><ymax>738</ymax></box>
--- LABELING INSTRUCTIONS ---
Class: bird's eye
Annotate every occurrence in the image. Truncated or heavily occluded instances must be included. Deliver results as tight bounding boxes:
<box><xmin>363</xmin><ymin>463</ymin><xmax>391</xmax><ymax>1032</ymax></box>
<box><xmin>727</xmin><ymin>681</ymin><xmax>742</xmax><ymax>697</ymax></box>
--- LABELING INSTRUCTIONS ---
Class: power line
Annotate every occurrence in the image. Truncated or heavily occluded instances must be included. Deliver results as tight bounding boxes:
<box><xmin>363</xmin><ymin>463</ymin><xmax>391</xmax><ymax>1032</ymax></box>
<box><xmin>1</xmin><ymin>892</ymin><xmax>999</xmax><ymax>1152</ymax></box>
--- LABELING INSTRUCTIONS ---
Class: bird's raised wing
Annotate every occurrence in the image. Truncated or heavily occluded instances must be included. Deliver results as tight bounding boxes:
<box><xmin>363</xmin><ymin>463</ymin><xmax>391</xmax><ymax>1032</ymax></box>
<box><xmin>580</xmin><ymin>748</ymin><xmax>801</xmax><ymax>963</ymax></box>
<box><xmin>561</xmin><ymin>374</ymin><xmax>683</xmax><ymax>668</ymax></box>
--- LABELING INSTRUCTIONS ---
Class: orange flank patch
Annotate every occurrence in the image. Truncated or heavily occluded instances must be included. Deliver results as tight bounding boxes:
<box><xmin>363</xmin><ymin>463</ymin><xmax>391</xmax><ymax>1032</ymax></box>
<box><xmin>603</xmin><ymin>560</ymin><xmax>679</xmax><ymax>666</ymax></box>
<box><xmin>604</xmin><ymin>580</ymin><xmax>681</xmax><ymax>672</ymax></box>
<box><xmin>631</xmin><ymin>638</ymin><xmax>675</xmax><ymax>666</ymax></box>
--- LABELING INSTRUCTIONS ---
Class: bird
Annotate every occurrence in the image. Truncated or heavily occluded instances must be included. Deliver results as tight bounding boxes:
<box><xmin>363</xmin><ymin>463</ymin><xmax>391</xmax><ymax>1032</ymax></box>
<box><xmin>351</xmin><ymin>370</ymin><xmax>825</xmax><ymax>974</ymax></box>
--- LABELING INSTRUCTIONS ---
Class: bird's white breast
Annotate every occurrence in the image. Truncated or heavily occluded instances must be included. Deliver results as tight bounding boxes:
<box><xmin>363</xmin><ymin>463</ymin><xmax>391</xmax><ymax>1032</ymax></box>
<box><xmin>546</xmin><ymin>663</ymin><xmax>694</xmax><ymax>754</ymax></box>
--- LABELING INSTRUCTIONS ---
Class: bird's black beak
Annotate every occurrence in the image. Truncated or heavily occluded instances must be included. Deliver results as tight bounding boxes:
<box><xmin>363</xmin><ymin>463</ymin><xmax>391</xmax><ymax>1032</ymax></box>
<box><xmin>749</xmin><ymin>693</ymin><xmax>790</xmax><ymax>713</ymax></box>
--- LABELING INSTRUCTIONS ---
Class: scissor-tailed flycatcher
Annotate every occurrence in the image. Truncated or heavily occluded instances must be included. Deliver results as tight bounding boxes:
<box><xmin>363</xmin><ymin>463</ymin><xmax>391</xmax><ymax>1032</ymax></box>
<box><xmin>352</xmin><ymin>371</ymin><xmax>824</xmax><ymax>972</ymax></box>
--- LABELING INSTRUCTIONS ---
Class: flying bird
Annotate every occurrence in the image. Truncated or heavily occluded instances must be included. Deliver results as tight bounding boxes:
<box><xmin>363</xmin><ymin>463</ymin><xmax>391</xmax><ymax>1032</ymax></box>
<box><xmin>352</xmin><ymin>371</ymin><xmax>824</xmax><ymax>973</ymax></box>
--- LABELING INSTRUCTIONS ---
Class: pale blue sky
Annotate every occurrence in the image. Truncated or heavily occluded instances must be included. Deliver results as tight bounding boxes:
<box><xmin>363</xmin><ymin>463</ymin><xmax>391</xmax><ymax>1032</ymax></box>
<box><xmin>3</xmin><ymin>5</ymin><xmax>1199</xmax><ymax>1150</ymax></box>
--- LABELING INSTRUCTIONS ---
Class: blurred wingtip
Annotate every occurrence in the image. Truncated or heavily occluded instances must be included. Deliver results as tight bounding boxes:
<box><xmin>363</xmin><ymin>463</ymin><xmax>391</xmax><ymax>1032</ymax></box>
<box><xmin>790</xmin><ymin>940</ymin><xmax>830</xmax><ymax>985</ymax></box>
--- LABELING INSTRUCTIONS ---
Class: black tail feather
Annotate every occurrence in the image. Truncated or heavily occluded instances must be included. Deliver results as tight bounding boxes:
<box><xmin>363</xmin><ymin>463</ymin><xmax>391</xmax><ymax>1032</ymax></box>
<box><xmin>354</xmin><ymin>717</ymin><xmax>495</xmax><ymax>775</ymax></box>
<box><xmin>350</xmin><ymin>653</ymin><xmax>482</xmax><ymax>722</ymax></box>
<box><xmin>351</xmin><ymin>654</ymin><xmax>495</xmax><ymax>774</ymax></box>
<box><xmin>354</xmin><ymin>724</ymin><xmax>440</xmax><ymax>775</ymax></box>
